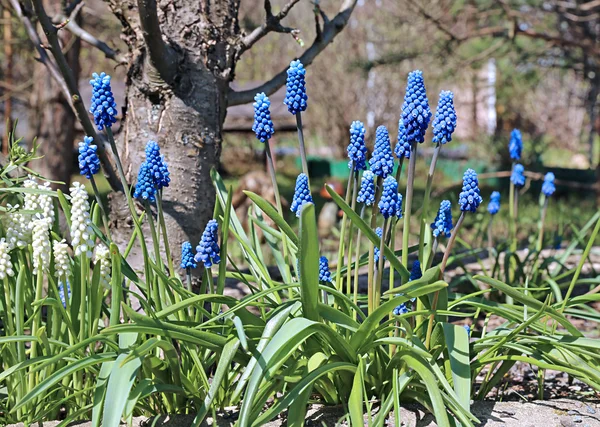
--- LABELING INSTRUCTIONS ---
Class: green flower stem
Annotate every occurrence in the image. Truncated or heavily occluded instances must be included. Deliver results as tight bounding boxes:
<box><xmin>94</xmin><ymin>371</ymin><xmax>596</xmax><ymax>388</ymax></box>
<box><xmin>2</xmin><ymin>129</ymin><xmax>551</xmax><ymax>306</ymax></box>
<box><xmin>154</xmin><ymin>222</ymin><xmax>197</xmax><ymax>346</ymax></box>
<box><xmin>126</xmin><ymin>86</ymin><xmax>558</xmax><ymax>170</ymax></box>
<box><xmin>145</xmin><ymin>203</ymin><xmax>164</xmax><ymax>310</ymax></box>
<box><xmin>3</xmin><ymin>277</ymin><xmax>15</xmax><ymax>337</ymax></box>
<box><xmin>89</xmin><ymin>175</ymin><xmax>111</xmax><ymax>240</ymax></box>
<box><xmin>295</xmin><ymin>112</ymin><xmax>309</xmax><ymax>180</ymax></box>
<box><xmin>487</xmin><ymin>215</ymin><xmax>494</xmax><ymax>251</ymax></box>
<box><xmin>536</xmin><ymin>196</ymin><xmax>548</xmax><ymax>252</ymax></box>
<box><xmin>418</xmin><ymin>143</ymin><xmax>441</xmax><ymax>262</ymax></box>
<box><xmin>374</xmin><ymin>217</ymin><xmax>390</xmax><ymax>309</ymax></box>
<box><xmin>156</xmin><ymin>190</ymin><xmax>175</xmax><ymax>276</ymax></box>
<box><xmin>28</xmin><ymin>266</ymin><xmax>45</xmax><ymax>394</ymax></box>
<box><xmin>367</xmin><ymin>176</ymin><xmax>383</xmax><ymax>314</ymax></box>
<box><xmin>395</xmin><ymin>156</ymin><xmax>405</xmax><ymax>185</ymax></box>
<box><xmin>509</xmin><ymin>163</ymin><xmax>516</xmax><ymax>252</ymax></box>
<box><xmin>388</xmin><ymin>218</ymin><xmax>397</xmax><ymax>298</ymax></box>
<box><xmin>265</xmin><ymin>140</ymin><xmax>293</xmax><ymax>289</ymax></box>
<box><xmin>402</xmin><ymin>142</ymin><xmax>418</xmax><ymax>268</ymax></box>
<box><xmin>425</xmin><ymin>211</ymin><xmax>465</xmax><ymax>348</ymax></box>
<box><xmin>426</xmin><ymin>237</ymin><xmax>439</xmax><ymax>270</ymax></box>
<box><xmin>78</xmin><ymin>254</ymin><xmax>87</xmax><ymax>342</ymax></box>
<box><xmin>335</xmin><ymin>165</ymin><xmax>355</xmax><ymax>292</ymax></box>
<box><xmin>186</xmin><ymin>267</ymin><xmax>193</xmax><ymax>293</ymax></box>
<box><xmin>345</xmin><ymin>170</ymin><xmax>360</xmax><ymax>296</ymax></box>
<box><xmin>353</xmin><ymin>204</ymin><xmax>366</xmax><ymax>318</ymax></box>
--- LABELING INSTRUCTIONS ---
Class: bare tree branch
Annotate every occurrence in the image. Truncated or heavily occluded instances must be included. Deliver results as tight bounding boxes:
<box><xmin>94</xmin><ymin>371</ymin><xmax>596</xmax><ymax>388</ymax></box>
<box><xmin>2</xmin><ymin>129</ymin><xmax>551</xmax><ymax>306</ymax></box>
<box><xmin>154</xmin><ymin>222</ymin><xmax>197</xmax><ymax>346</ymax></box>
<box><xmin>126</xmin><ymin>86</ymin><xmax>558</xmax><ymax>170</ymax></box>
<box><xmin>228</xmin><ymin>0</ymin><xmax>358</xmax><ymax>106</ymax></box>
<box><xmin>239</xmin><ymin>0</ymin><xmax>301</xmax><ymax>55</ymax></box>
<box><xmin>22</xmin><ymin>0</ymin><xmax>123</xmax><ymax>191</ymax></box>
<box><xmin>137</xmin><ymin>0</ymin><xmax>178</xmax><ymax>83</ymax></box>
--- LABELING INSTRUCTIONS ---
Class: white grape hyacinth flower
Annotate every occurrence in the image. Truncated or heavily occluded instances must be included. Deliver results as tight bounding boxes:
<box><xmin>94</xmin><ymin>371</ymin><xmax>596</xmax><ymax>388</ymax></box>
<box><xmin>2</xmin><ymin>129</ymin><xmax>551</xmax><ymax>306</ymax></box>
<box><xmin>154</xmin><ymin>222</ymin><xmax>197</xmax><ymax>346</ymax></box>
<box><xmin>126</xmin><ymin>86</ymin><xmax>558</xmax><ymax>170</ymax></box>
<box><xmin>95</xmin><ymin>244</ymin><xmax>111</xmax><ymax>287</ymax></box>
<box><xmin>32</xmin><ymin>215</ymin><xmax>52</xmax><ymax>272</ymax></box>
<box><xmin>53</xmin><ymin>239</ymin><xmax>71</xmax><ymax>280</ymax></box>
<box><xmin>0</xmin><ymin>238</ymin><xmax>15</xmax><ymax>280</ymax></box>
<box><xmin>69</xmin><ymin>182</ymin><xmax>95</xmax><ymax>258</ymax></box>
<box><xmin>3</xmin><ymin>204</ymin><xmax>31</xmax><ymax>250</ymax></box>
<box><xmin>23</xmin><ymin>176</ymin><xmax>55</xmax><ymax>223</ymax></box>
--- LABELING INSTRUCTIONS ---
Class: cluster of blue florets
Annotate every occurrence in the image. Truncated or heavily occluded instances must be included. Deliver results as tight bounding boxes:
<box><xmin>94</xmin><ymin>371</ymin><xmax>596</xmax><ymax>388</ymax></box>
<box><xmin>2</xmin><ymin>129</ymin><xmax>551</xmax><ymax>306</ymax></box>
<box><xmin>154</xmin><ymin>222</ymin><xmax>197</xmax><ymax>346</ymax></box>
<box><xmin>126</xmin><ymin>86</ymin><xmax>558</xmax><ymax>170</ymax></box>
<box><xmin>133</xmin><ymin>162</ymin><xmax>156</xmax><ymax>203</ymax></box>
<box><xmin>195</xmin><ymin>220</ymin><xmax>221</xmax><ymax>268</ymax></box>
<box><xmin>409</xmin><ymin>261</ymin><xmax>422</xmax><ymax>281</ymax></box>
<box><xmin>511</xmin><ymin>164</ymin><xmax>526</xmax><ymax>188</ymax></box>
<box><xmin>395</xmin><ymin>120</ymin><xmax>411</xmax><ymax>159</ymax></box>
<box><xmin>180</xmin><ymin>242</ymin><xmax>197</xmax><ymax>269</ymax></box>
<box><xmin>290</xmin><ymin>173</ymin><xmax>313</xmax><ymax>217</ymax></box>
<box><xmin>432</xmin><ymin>91</ymin><xmax>457</xmax><ymax>144</ymax></box>
<box><xmin>58</xmin><ymin>281</ymin><xmax>71</xmax><ymax>309</ymax></box>
<box><xmin>348</xmin><ymin>121</ymin><xmax>367</xmax><ymax>171</ymax></box>
<box><xmin>374</xmin><ymin>227</ymin><xmax>384</xmax><ymax>263</ymax></box>
<box><xmin>378</xmin><ymin>176</ymin><xmax>401</xmax><ymax>219</ymax></box>
<box><xmin>371</xmin><ymin>126</ymin><xmax>395</xmax><ymax>179</ymax></box>
<box><xmin>542</xmin><ymin>172</ymin><xmax>555</xmax><ymax>197</ymax></box>
<box><xmin>509</xmin><ymin>129</ymin><xmax>522</xmax><ymax>161</ymax></box>
<box><xmin>431</xmin><ymin>200</ymin><xmax>453</xmax><ymax>238</ymax></box>
<box><xmin>395</xmin><ymin>193</ymin><xmax>403</xmax><ymax>219</ymax></box>
<box><xmin>357</xmin><ymin>171</ymin><xmax>375</xmax><ymax>206</ymax></box>
<box><xmin>78</xmin><ymin>136</ymin><xmax>100</xmax><ymax>179</ymax></box>
<box><xmin>284</xmin><ymin>60</ymin><xmax>308</xmax><ymax>115</ymax></box>
<box><xmin>487</xmin><ymin>191</ymin><xmax>501</xmax><ymax>215</ymax></box>
<box><xmin>319</xmin><ymin>256</ymin><xmax>332</xmax><ymax>283</ymax></box>
<box><xmin>459</xmin><ymin>169</ymin><xmax>483</xmax><ymax>213</ymax></box>
<box><xmin>145</xmin><ymin>141</ymin><xmax>171</xmax><ymax>190</ymax></box>
<box><xmin>252</xmin><ymin>93</ymin><xmax>275</xmax><ymax>143</ymax></box>
<box><xmin>401</xmin><ymin>70</ymin><xmax>432</xmax><ymax>144</ymax></box>
<box><xmin>89</xmin><ymin>72</ymin><xmax>117</xmax><ymax>130</ymax></box>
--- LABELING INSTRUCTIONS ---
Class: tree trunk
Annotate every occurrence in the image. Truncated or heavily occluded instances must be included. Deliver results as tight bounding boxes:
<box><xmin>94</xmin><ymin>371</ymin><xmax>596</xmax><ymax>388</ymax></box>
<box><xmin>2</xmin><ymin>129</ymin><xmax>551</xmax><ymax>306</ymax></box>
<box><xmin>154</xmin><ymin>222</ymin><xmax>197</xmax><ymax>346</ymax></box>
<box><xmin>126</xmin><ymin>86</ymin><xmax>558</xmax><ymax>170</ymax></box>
<box><xmin>106</xmin><ymin>0</ymin><xmax>238</xmax><ymax>266</ymax></box>
<box><xmin>30</xmin><ymin>0</ymin><xmax>80</xmax><ymax>191</ymax></box>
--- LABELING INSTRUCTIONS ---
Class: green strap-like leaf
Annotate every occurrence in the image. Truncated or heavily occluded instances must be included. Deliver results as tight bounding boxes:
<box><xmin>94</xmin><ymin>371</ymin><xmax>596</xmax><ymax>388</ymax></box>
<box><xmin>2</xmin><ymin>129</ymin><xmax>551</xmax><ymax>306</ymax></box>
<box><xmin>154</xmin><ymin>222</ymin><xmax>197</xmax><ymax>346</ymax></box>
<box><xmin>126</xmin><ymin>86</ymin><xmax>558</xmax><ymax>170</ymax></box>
<box><xmin>299</xmin><ymin>203</ymin><xmax>320</xmax><ymax>322</ymax></box>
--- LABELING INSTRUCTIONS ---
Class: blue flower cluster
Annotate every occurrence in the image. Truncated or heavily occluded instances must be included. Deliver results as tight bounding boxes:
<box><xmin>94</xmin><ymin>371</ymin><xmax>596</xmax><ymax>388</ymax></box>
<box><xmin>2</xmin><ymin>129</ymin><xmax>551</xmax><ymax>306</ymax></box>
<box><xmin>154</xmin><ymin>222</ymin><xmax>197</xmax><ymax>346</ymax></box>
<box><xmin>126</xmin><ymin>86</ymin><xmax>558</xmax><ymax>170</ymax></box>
<box><xmin>542</xmin><ymin>172</ymin><xmax>555</xmax><ymax>197</ymax></box>
<box><xmin>487</xmin><ymin>191</ymin><xmax>501</xmax><ymax>215</ymax></box>
<box><xmin>395</xmin><ymin>120</ymin><xmax>411</xmax><ymax>159</ymax></box>
<box><xmin>252</xmin><ymin>93</ymin><xmax>274</xmax><ymax>142</ymax></box>
<box><xmin>348</xmin><ymin>121</ymin><xmax>367</xmax><ymax>171</ymax></box>
<box><xmin>393</xmin><ymin>303</ymin><xmax>409</xmax><ymax>316</ymax></box>
<box><xmin>78</xmin><ymin>136</ymin><xmax>100</xmax><ymax>179</ymax></box>
<box><xmin>145</xmin><ymin>141</ymin><xmax>170</xmax><ymax>190</ymax></box>
<box><xmin>357</xmin><ymin>170</ymin><xmax>375</xmax><ymax>206</ymax></box>
<box><xmin>89</xmin><ymin>72</ymin><xmax>117</xmax><ymax>130</ymax></box>
<box><xmin>431</xmin><ymin>200</ymin><xmax>453</xmax><ymax>238</ymax></box>
<box><xmin>290</xmin><ymin>173</ymin><xmax>313</xmax><ymax>217</ymax></box>
<box><xmin>371</xmin><ymin>125</ymin><xmax>395</xmax><ymax>179</ymax></box>
<box><xmin>401</xmin><ymin>70</ymin><xmax>432</xmax><ymax>144</ymax></box>
<box><xmin>319</xmin><ymin>256</ymin><xmax>332</xmax><ymax>283</ymax></box>
<box><xmin>409</xmin><ymin>261</ymin><xmax>422</xmax><ymax>281</ymax></box>
<box><xmin>395</xmin><ymin>193</ymin><xmax>403</xmax><ymax>219</ymax></box>
<box><xmin>379</xmin><ymin>176</ymin><xmax>400</xmax><ymax>219</ymax></box>
<box><xmin>459</xmin><ymin>169</ymin><xmax>483</xmax><ymax>213</ymax></box>
<box><xmin>180</xmin><ymin>241</ymin><xmax>197</xmax><ymax>269</ymax></box>
<box><xmin>511</xmin><ymin>164</ymin><xmax>525</xmax><ymax>188</ymax></box>
<box><xmin>284</xmin><ymin>60</ymin><xmax>308</xmax><ymax>115</ymax></box>
<box><xmin>58</xmin><ymin>281</ymin><xmax>71</xmax><ymax>309</ymax></box>
<box><xmin>195</xmin><ymin>220</ymin><xmax>220</xmax><ymax>268</ymax></box>
<box><xmin>432</xmin><ymin>91</ymin><xmax>457</xmax><ymax>144</ymax></box>
<box><xmin>374</xmin><ymin>227</ymin><xmax>384</xmax><ymax>263</ymax></box>
<box><xmin>509</xmin><ymin>129</ymin><xmax>522</xmax><ymax>161</ymax></box>
<box><xmin>133</xmin><ymin>161</ymin><xmax>156</xmax><ymax>203</ymax></box>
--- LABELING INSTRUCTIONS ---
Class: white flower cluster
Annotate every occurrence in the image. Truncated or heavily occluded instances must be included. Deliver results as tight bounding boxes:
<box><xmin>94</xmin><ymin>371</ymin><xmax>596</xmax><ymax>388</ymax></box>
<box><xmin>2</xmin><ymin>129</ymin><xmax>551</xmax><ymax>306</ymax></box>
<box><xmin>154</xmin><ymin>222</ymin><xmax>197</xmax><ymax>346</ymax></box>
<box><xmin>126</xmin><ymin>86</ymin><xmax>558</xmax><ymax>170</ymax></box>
<box><xmin>95</xmin><ymin>244</ymin><xmax>111</xmax><ymax>287</ymax></box>
<box><xmin>53</xmin><ymin>239</ymin><xmax>71</xmax><ymax>280</ymax></box>
<box><xmin>69</xmin><ymin>182</ymin><xmax>95</xmax><ymax>258</ymax></box>
<box><xmin>24</xmin><ymin>176</ymin><xmax>55</xmax><ymax>223</ymax></box>
<box><xmin>0</xmin><ymin>238</ymin><xmax>15</xmax><ymax>280</ymax></box>
<box><xmin>3</xmin><ymin>204</ymin><xmax>31</xmax><ymax>250</ymax></box>
<box><xmin>32</xmin><ymin>216</ymin><xmax>52</xmax><ymax>271</ymax></box>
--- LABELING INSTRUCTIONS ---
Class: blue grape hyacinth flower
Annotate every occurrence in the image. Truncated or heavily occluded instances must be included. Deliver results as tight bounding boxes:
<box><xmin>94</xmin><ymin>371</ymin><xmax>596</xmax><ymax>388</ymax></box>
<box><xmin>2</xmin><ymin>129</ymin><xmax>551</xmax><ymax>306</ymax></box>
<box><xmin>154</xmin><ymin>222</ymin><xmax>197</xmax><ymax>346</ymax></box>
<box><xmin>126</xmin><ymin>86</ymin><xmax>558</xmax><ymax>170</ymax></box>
<box><xmin>487</xmin><ymin>191</ymin><xmax>501</xmax><ymax>215</ymax></box>
<box><xmin>393</xmin><ymin>303</ymin><xmax>409</xmax><ymax>316</ymax></box>
<box><xmin>58</xmin><ymin>281</ymin><xmax>71</xmax><ymax>308</ymax></box>
<box><xmin>284</xmin><ymin>60</ymin><xmax>308</xmax><ymax>115</ymax></box>
<box><xmin>431</xmin><ymin>200</ymin><xmax>453</xmax><ymax>238</ymax></box>
<box><xmin>459</xmin><ymin>169</ymin><xmax>483</xmax><ymax>213</ymax></box>
<box><xmin>511</xmin><ymin>164</ymin><xmax>526</xmax><ymax>188</ymax></box>
<box><xmin>145</xmin><ymin>141</ymin><xmax>170</xmax><ymax>190</ymax></box>
<box><xmin>319</xmin><ymin>256</ymin><xmax>332</xmax><ymax>283</ymax></box>
<box><xmin>374</xmin><ymin>227</ymin><xmax>384</xmax><ymax>263</ymax></box>
<box><xmin>133</xmin><ymin>162</ymin><xmax>156</xmax><ymax>203</ymax></box>
<box><xmin>180</xmin><ymin>241</ymin><xmax>197</xmax><ymax>269</ymax></box>
<box><xmin>395</xmin><ymin>120</ymin><xmax>411</xmax><ymax>159</ymax></box>
<box><xmin>409</xmin><ymin>261</ymin><xmax>422</xmax><ymax>281</ymax></box>
<box><xmin>401</xmin><ymin>70</ymin><xmax>432</xmax><ymax>144</ymax></box>
<box><xmin>379</xmin><ymin>176</ymin><xmax>400</xmax><ymax>219</ymax></box>
<box><xmin>290</xmin><ymin>173</ymin><xmax>313</xmax><ymax>217</ymax></box>
<box><xmin>78</xmin><ymin>136</ymin><xmax>100</xmax><ymax>179</ymax></box>
<box><xmin>432</xmin><ymin>90</ymin><xmax>457</xmax><ymax>144</ymax></box>
<box><xmin>195</xmin><ymin>219</ymin><xmax>220</xmax><ymax>268</ymax></box>
<box><xmin>371</xmin><ymin>125</ymin><xmax>395</xmax><ymax>179</ymax></box>
<box><xmin>395</xmin><ymin>193</ymin><xmax>403</xmax><ymax>219</ymax></box>
<box><xmin>348</xmin><ymin>121</ymin><xmax>367</xmax><ymax>171</ymax></box>
<box><xmin>357</xmin><ymin>170</ymin><xmax>375</xmax><ymax>206</ymax></box>
<box><xmin>89</xmin><ymin>72</ymin><xmax>117</xmax><ymax>131</ymax></box>
<box><xmin>509</xmin><ymin>129</ymin><xmax>522</xmax><ymax>161</ymax></box>
<box><xmin>542</xmin><ymin>172</ymin><xmax>556</xmax><ymax>197</ymax></box>
<box><xmin>252</xmin><ymin>92</ymin><xmax>274</xmax><ymax>142</ymax></box>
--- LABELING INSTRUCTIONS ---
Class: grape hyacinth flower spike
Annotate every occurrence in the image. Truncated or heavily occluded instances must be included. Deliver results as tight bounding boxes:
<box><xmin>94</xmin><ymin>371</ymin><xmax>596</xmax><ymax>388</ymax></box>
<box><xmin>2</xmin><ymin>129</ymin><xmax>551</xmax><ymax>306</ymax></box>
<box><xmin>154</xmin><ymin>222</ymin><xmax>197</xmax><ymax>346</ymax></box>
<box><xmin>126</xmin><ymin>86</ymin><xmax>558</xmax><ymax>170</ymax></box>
<box><xmin>373</xmin><ymin>227</ymin><xmax>384</xmax><ymax>263</ymax></box>
<box><xmin>290</xmin><ymin>173</ymin><xmax>313</xmax><ymax>217</ymax></box>
<box><xmin>78</xmin><ymin>136</ymin><xmax>100</xmax><ymax>179</ymax></box>
<box><xmin>431</xmin><ymin>200</ymin><xmax>453</xmax><ymax>238</ymax></box>
<box><xmin>181</xmin><ymin>241</ymin><xmax>197</xmax><ymax>291</ymax></box>
<box><xmin>285</xmin><ymin>60</ymin><xmax>309</xmax><ymax>177</ymax></box>
<box><xmin>432</xmin><ymin>90</ymin><xmax>457</xmax><ymax>145</ymax></box>
<box><xmin>145</xmin><ymin>141</ymin><xmax>171</xmax><ymax>190</ymax></box>
<box><xmin>511</xmin><ymin>164</ymin><xmax>526</xmax><ymax>189</ymax></box>
<box><xmin>487</xmin><ymin>191</ymin><xmax>501</xmax><ymax>215</ymax></box>
<box><xmin>378</xmin><ymin>176</ymin><xmax>400</xmax><ymax>219</ymax></box>
<box><xmin>538</xmin><ymin>172</ymin><xmax>556</xmax><ymax>251</ymax></box>
<box><xmin>542</xmin><ymin>172</ymin><xmax>556</xmax><ymax>197</ymax></box>
<box><xmin>509</xmin><ymin>129</ymin><xmax>523</xmax><ymax>161</ymax></box>
<box><xmin>395</xmin><ymin>120</ymin><xmax>411</xmax><ymax>160</ymax></box>
<box><xmin>253</xmin><ymin>92</ymin><xmax>275</xmax><ymax>143</ymax></box>
<box><xmin>459</xmin><ymin>169</ymin><xmax>483</xmax><ymax>213</ymax></box>
<box><xmin>58</xmin><ymin>281</ymin><xmax>71</xmax><ymax>309</ymax></box>
<box><xmin>0</xmin><ymin>239</ymin><xmax>15</xmax><ymax>280</ymax></box>
<box><xmin>395</xmin><ymin>193</ymin><xmax>403</xmax><ymax>219</ymax></box>
<box><xmin>89</xmin><ymin>72</ymin><xmax>117</xmax><ymax>131</ymax></box>
<box><xmin>348</xmin><ymin>121</ymin><xmax>367</xmax><ymax>171</ymax></box>
<box><xmin>195</xmin><ymin>220</ymin><xmax>221</xmax><ymax>268</ymax></box>
<box><xmin>357</xmin><ymin>170</ymin><xmax>376</xmax><ymax>206</ymax></box>
<box><xmin>134</xmin><ymin>162</ymin><xmax>157</xmax><ymax>203</ymax></box>
<box><xmin>319</xmin><ymin>256</ymin><xmax>332</xmax><ymax>283</ymax></box>
<box><xmin>371</xmin><ymin>125</ymin><xmax>395</xmax><ymax>179</ymax></box>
